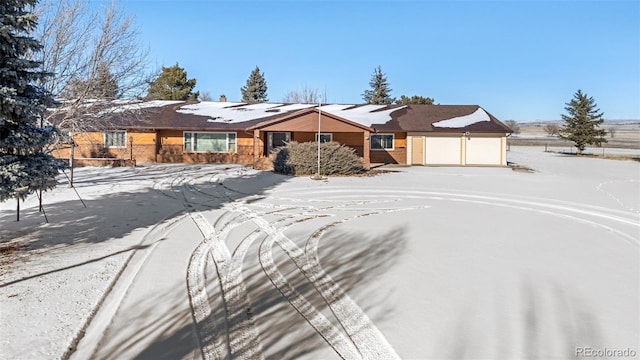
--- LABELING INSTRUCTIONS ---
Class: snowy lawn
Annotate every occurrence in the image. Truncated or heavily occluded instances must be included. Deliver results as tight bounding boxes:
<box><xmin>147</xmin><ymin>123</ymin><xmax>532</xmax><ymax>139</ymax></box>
<box><xmin>1</xmin><ymin>147</ymin><xmax>638</xmax><ymax>359</ymax></box>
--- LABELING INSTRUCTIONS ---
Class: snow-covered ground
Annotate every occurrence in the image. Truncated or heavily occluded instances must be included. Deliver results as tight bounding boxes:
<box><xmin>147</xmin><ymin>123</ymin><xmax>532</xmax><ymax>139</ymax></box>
<box><xmin>1</xmin><ymin>147</ymin><xmax>638</xmax><ymax>359</ymax></box>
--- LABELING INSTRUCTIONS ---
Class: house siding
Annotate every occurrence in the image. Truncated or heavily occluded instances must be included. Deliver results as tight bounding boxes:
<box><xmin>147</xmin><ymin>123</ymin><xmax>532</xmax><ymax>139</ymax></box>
<box><xmin>50</xmin><ymin>103</ymin><xmax>508</xmax><ymax>168</ymax></box>
<box><xmin>370</xmin><ymin>132</ymin><xmax>407</xmax><ymax>164</ymax></box>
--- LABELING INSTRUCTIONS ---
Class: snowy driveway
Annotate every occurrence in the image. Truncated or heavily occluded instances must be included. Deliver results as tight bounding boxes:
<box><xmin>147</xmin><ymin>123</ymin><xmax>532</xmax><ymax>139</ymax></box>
<box><xmin>1</xmin><ymin>147</ymin><xmax>638</xmax><ymax>359</ymax></box>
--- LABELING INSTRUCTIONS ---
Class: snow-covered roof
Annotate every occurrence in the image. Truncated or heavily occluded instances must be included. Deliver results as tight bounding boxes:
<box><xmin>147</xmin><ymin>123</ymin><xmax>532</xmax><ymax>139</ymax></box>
<box><xmin>110</xmin><ymin>100</ymin><xmax>185</xmax><ymax>113</ymax></box>
<box><xmin>48</xmin><ymin>99</ymin><xmax>185</xmax><ymax>114</ymax></box>
<box><xmin>432</xmin><ymin>107</ymin><xmax>491</xmax><ymax>128</ymax></box>
<box><xmin>177</xmin><ymin>102</ymin><xmax>315</xmax><ymax>124</ymax></box>
<box><xmin>174</xmin><ymin>102</ymin><xmax>404</xmax><ymax>126</ymax></box>
<box><xmin>320</xmin><ymin>104</ymin><xmax>405</xmax><ymax>126</ymax></box>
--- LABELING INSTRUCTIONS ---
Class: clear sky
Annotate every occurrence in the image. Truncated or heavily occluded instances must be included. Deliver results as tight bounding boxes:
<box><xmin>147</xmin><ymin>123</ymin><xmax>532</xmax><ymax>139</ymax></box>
<box><xmin>116</xmin><ymin>0</ymin><xmax>639</xmax><ymax>121</ymax></box>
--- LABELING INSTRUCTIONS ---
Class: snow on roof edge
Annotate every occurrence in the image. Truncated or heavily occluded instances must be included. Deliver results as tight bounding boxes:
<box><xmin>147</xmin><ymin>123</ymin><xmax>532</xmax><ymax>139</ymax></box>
<box><xmin>432</xmin><ymin>107</ymin><xmax>491</xmax><ymax>128</ymax></box>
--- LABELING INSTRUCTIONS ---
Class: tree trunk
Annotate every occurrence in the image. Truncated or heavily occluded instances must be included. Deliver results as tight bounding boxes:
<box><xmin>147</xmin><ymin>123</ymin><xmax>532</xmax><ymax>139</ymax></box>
<box><xmin>16</xmin><ymin>197</ymin><xmax>20</xmax><ymax>222</ymax></box>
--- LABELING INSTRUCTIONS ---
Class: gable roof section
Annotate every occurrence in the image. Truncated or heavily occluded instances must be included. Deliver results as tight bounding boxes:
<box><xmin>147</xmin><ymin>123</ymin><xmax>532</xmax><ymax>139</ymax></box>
<box><xmin>248</xmin><ymin>107</ymin><xmax>373</xmax><ymax>132</ymax></box>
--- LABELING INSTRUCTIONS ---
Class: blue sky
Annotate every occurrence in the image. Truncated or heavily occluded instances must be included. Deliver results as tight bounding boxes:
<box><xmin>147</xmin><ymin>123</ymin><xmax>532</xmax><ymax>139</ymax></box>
<box><xmin>118</xmin><ymin>0</ymin><xmax>639</xmax><ymax>121</ymax></box>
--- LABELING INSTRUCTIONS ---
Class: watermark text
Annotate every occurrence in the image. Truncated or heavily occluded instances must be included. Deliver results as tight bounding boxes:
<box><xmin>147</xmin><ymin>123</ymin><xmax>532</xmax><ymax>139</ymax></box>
<box><xmin>576</xmin><ymin>347</ymin><xmax>637</xmax><ymax>358</ymax></box>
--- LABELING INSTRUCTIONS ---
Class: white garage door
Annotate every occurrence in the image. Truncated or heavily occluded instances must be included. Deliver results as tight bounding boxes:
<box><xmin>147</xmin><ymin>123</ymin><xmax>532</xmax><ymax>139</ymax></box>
<box><xmin>465</xmin><ymin>137</ymin><xmax>501</xmax><ymax>165</ymax></box>
<box><xmin>425</xmin><ymin>137</ymin><xmax>461</xmax><ymax>165</ymax></box>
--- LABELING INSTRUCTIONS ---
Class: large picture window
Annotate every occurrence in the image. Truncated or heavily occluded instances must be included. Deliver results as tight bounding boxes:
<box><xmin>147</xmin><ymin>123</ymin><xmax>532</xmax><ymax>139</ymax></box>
<box><xmin>105</xmin><ymin>130</ymin><xmax>126</xmax><ymax>148</ymax></box>
<box><xmin>370</xmin><ymin>134</ymin><xmax>394</xmax><ymax>150</ymax></box>
<box><xmin>183</xmin><ymin>132</ymin><xmax>237</xmax><ymax>153</ymax></box>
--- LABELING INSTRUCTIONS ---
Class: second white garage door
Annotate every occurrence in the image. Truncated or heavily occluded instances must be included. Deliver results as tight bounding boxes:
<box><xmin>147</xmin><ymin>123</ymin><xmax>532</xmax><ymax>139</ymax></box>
<box><xmin>465</xmin><ymin>137</ymin><xmax>502</xmax><ymax>165</ymax></box>
<box><xmin>425</xmin><ymin>137</ymin><xmax>461</xmax><ymax>165</ymax></box>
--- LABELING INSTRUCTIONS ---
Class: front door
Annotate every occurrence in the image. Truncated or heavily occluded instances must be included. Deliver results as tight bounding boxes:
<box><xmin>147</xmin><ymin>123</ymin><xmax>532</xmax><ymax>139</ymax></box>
<box><xmin>411</xmin><ymin>136</ymin><xmax>424</xmax><ymax>165</ymax></box>
<box><xmin>267</xmin><ymin>132</ymin><xmax>291</xmax><ymax>153</ymax></box>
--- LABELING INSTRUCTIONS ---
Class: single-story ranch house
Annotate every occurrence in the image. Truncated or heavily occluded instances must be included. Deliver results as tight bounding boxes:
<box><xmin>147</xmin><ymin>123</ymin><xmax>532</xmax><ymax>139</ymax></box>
<box><xmin>51</xmin><ymin>100</ymin><xmax>512</xmax><ymax>169</ymax></box>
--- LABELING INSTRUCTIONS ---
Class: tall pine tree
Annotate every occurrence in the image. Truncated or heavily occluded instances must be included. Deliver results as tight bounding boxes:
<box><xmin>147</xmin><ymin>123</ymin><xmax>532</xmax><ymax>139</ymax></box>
<box><xmin>1</xmin><ymin>0</ymin><xmax>62</xmax><ymax>220</ymax></box>
<box><xmin>146</xmin><ymin>63</ymin><xmax>198</xmax><ymax>100</ymax></box>
<box><xmin>559</xmin><ymin>89</ymin><xmax>607</xmax><ymax>154</ymax></box>
<box><xmin>64</xmin><ymin>62</ymin><xmax>119</xmax><ymax>100</ymax></box>
<box><xmin>241</xmin><ymin>66</ymin><xmax>268</xmax><ymax>103</ymax></box>
<box><xmin>362</xmin><ymin>66</ymin><xmax>394</xmax><ymax>105</ymax></box>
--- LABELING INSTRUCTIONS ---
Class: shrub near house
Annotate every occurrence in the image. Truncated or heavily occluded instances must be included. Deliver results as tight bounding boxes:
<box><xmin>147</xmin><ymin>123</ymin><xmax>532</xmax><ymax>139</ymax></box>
<box><xmin>273</xmin><ymin>141</ymin><xmax>365</xmax><ymax>176</ymax></box>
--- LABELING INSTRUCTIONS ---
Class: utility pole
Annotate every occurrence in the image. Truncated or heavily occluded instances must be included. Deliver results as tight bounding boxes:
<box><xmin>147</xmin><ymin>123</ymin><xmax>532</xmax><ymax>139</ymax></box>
<box><xmin>68</xmin><ymin>132</ymin><xmax>74</xmax><ymax>187</ymax></box>
<box><xmin>312</xmin><ymin>98</ymin><xmax>323</xmax><ymax>180</ymax></box>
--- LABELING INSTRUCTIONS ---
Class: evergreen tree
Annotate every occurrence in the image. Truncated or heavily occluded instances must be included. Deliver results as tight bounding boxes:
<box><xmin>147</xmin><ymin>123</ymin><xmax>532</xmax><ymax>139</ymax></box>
<box><xmin>559</xmin><ymin>89</ymin><xmax>607</xmax><ymax>154</ymax></box>
<box><xmin>362</xmin><ymin>66</ymin><xmax>394</xmax><ymax>105</ymax></box>
<box><xmin>240</xmin><ymin>66</ymin><xmax>268</xmax><ymax>103</ymax></box>
<box><xmin>1</xmin><ymin>0</ymin><xmax>63</xmax><ymax>219</ymax></box>
<box><xmin>396</xmin><ymin>95</ymin><xmax>434</xmax><ymax>105</ymax></box>
<box><xmin>145</xmin><ymin>63</ymin><xmax>198</xmax><ymax>100</ymax></box>
<box><xmin>64</xmin><ymin>62</ymin><xmax>119</xmax><ymax>99</ymax></box>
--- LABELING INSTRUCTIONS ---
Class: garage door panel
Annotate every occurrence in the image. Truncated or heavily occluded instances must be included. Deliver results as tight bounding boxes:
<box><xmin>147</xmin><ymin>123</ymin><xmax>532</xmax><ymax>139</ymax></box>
<box><xmin>425</xmin><ymin>137</ymin><xmax>461</xmax><ymax>165</ymax></box>
<box><xmin>466</xmin><ymin>137</ymin><xmax>501</xmax><ymax>165</ymax></box>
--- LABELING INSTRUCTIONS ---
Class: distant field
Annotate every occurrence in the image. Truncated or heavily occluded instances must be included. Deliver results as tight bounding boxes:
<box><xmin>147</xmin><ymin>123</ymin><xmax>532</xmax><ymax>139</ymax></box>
<box><xmin>510</xmin><ymin>121</ymin><xmax>640</xmax><ymax>150</ymax></box>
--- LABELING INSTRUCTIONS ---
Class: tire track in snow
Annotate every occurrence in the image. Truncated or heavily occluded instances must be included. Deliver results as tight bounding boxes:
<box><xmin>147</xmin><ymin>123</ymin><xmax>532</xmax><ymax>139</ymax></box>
<box><xmin>185</xmin><ymin>176</ymin><xmax>638</xmax><ymax>359</ymax></box>
<box><xmin>254</xmin><ymin>219</ymin><xmax>362</xmax><ymax>360</ymax></box>
<box><xmin>190</xmin><ymin>179</ymin><xmax>638</xmax><ymax>359</ymax></box>
<box><xmin>302</xmin><ymin>207</ymin><xmax>429</xmax><ymax>360</ymax></box>
<box><xmin>596</xmin><ymin>179</ymin><xmax>640</xmax><ymax>213</ymax></box>
<box><xmin>70</xmin><ymin>167</ymin><xmax>221</xmax><ymax>360</ymax></box>
<box><xmin>234</xmin><ymin>202</ymin><xmax>402</xmax><ymax>360</ymax></box>
<box><xmin>186</xmin><ymin>176</ymin><xmax>321</xmax><ymax>360</ymax></box>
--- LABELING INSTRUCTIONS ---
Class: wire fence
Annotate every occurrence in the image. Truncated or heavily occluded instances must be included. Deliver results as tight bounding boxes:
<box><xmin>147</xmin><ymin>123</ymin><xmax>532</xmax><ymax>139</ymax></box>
<box><xmin>507</xmin><ymin>138</ymin><xmax>640</xmax><ymax>158</ymax></box>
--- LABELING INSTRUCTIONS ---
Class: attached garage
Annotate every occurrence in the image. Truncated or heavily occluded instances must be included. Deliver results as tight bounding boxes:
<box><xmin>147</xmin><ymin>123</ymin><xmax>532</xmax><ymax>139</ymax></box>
<box><xmin>408</xmin><ymin>133</ymin><xmax>507</xmax><ymax>166</ymax></box>
<box><xmin>465</xmin><ymin>136</ymin><xmax>503</xmax><ymax>165</ymax></box>
<box><xmin>424</xmin><ymin>136</ymin><xmax>462</xmax><ymax>165</ymax></box>
<box><xmin>397</xmin><ymin>106</ymin><xmax>511</xmax><ymax>167</ymax></box>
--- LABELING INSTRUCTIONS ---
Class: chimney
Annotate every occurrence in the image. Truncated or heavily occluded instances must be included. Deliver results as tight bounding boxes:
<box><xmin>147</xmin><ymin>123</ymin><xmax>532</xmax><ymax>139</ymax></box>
<box><xmin>219</xmin><ymin>94</ymin><xmax>227</xmax><ymax>102</ymax></box>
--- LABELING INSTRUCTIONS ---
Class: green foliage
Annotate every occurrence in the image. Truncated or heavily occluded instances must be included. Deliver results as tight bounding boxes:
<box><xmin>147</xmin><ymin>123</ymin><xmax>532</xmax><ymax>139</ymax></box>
<box><xmin>396</xmin><ymin>95</ymin><xmax>434</xmax><ymax>105</ymax></box>
<box><xmin>145</xmin><ymin>63</ymin><xmax>198</xmax><ymax>100</ymax></box>
<box><xmin>1</xmin><ymin>0</ymin><xmax>63</xmax><ymax>203</ymax></box>
<box><xmin>64</xmin><ymin>62</ymin><xmax>118</xmax><ymax>99</ymax></box>
<box><xmin>241</xmin><ymin>66</ymin><xmax>268</xmax><ymax>103</ymax></box>
<box><xmin>559</xmin><ymin>90</ymin><xmax>607</xmax><ymax>154</ymax></box>
<box><xmin>362</xmin><ymin>66</ymin><xmax>394</xmax><ymax>105</ymax></box>
<box><xmin>272</xmin><ymin>141</ymin><xmax>365</xmax><ymax>176</ymax></box>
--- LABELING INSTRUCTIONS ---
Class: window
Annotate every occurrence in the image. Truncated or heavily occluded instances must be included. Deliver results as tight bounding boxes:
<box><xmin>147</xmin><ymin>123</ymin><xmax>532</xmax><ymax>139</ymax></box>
<box><xmin>183</xmin><ymin>132</ymin><xmax>237</xmax><ymax>153</ymax></box>
<box><xmin>105</xmin><ymin>130</ymin><xmax>126</xmax><ymax>148</ymax></box>
<box><xmin>370</xmin><ymin>134</ymin><xmax>394</xmax><ymax>150</ymax></box>
<box><xmin>315</xmin><ymin>133</ymin><xmax>333</xmax><ymax>143</ymax></box>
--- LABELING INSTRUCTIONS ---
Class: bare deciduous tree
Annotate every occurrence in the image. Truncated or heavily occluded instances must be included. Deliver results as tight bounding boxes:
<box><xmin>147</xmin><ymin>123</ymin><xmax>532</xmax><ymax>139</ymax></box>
<box><xmin>35</xmin><ymin>0</ymin><xmax>151</xmax><ymax>132</ymax></box>
<box><xmin>504</xmin><ymin>120</ymin><xmax>521</xmax><ymax>134</ymax></box>
<box><xmin>32</xmin><ymin>0</ymin><xmax>151</xmax><ymax>187</ymax></box>
<box><xmin>199</xmin><ymin>92</ymin><xmax>213</xmax><ymax>101</ymax></box>
<box><xmin>283</xmin><ymin>85</ymin><xmax>320</xmax><ymax>104</ymax></box>
<box><xmin>544</xmin><ymin>122</ymin><xmax>560</xmax><ymax>136</ymax></box>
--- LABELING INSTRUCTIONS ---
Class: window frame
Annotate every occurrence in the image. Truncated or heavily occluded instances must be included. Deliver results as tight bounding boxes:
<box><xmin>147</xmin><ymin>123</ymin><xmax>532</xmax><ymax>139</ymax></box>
<box><xmin>104</xmin><ymin>130</ymin><xmax>127</xmax><ymax>148</ymax></box>
<box><xmin>370</xmin><ymin>133</ymin><xmax>395</xmax><ymax>151</ymax></box>
<box><xmin>315</xmin><ymin>133</ymin><xmax>333</xmax><ymax>143</ymax></box>
<box><xmin>183</xmin><ymin>131</ymin><xmax>237</xmax><ymax>153</ymax></box>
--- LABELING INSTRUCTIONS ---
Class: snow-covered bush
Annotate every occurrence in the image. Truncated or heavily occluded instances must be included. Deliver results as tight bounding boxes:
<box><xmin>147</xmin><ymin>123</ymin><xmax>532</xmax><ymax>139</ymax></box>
<box><xmin>272</xmin><ymin>141</ymin><xmax>365</xmax><ymax>176</ymax></box>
